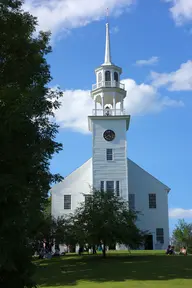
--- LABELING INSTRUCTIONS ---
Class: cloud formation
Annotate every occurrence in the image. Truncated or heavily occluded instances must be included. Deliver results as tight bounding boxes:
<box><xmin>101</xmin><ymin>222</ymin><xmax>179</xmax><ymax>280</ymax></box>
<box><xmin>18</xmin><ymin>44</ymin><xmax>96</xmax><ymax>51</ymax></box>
<box><xmin>164</xmin><ymin>0</ymin><xmax>192</xmax><ymax>25</ymax></box>
<box><xmin>135</xmin><ymin>56</ymin><xmax>159</xmax><ymax>66</ymax></box>
<box><xmin>54</xmin><ymin>78</ymin><xmax>183</xmax><ymax>134</ymax></box>
<box><xmin>23</xmin><ymin>0</ymin><xmax>135</xmax><ymax>38</ymax></box>
<box><xmin>23</xmin><ymin>1</ymin><xmax>188</xmax><ymax>134</ymax></box>
<box><xmin>54</xmin><ymin>59</ymin><xmax>192</xmax><ymax>133</ymax></box>
<box><xmin>169</xmin><ymin>208</ymin><xmax>192</xmax><ymax>218</ymax></box>
<box><xmin>151</xmin><ymin>60</ymin><xmax>192</xmax><ymax>91</ymax></box>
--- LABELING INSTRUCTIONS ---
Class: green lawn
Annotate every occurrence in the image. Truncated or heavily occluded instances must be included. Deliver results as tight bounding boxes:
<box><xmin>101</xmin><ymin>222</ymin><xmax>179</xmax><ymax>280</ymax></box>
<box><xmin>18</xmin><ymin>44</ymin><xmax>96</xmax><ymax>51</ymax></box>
<box><xmin>35</xmin><ymin>251</ymin><xmax>192</xmax><ymax>288</ymax></box>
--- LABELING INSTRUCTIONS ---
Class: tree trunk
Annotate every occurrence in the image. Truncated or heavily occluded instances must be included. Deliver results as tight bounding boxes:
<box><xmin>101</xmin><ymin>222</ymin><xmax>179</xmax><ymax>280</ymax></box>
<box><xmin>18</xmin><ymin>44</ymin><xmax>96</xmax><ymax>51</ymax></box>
<box><xmin>92</xmin><ymin>245</ymin><xmax>97</xmax><ymax>254</ymax></box>
<box><xmin>102</xmin><ymin>244</ymin><xmax>106</xmax><ymax>258</ymax></box>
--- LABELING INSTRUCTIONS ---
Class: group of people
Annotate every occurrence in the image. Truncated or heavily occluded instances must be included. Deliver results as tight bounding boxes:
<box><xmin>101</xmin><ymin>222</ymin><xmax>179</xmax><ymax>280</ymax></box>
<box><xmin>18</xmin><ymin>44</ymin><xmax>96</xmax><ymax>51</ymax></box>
<box><xmin>166</xmin><ymin>245</ymin><xmax>175</xmax><ymax>255</ymax></box>
<box><xmin>38</xmin><ymin>240</ymin><xmax>54</xmax><ymax>259</ymax></box>
<box><xmin>166</xmin><ymin>245</ymin><xmax>187</xmax><ymax>255</ymax></box>
<box><xmin>78</xmin><ymin>244</ymin><xmax>98</xmax><ymax>255</ymax></box>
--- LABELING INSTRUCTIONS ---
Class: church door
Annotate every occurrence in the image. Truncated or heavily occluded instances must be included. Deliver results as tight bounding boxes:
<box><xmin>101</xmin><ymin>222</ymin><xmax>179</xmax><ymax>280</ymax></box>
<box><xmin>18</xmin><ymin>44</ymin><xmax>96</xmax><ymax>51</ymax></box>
<box><xmin>144</xmin><ymin>234</ymin><xmax>153</xmax><ymax>250</ymax></box>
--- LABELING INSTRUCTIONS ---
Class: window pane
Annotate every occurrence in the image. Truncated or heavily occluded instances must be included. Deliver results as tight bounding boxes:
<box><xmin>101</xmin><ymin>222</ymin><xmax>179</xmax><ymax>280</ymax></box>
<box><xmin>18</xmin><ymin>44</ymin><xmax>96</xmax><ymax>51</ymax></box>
<box><xmin>106</xmin><ymin>181</ymin><xmax>114</xmax><ymax>192</ymax></box>
<box><xmin>149</xmin><ymin>193</ymin><xmax>156</xmax><ymax>208</ymax></box>
<box><xmin>106</xmin><ymin>149</ymin><xmax>113</xmax><ymax>161</ymax></box>
<box><xmin>105</xmin><ymin>71</ymin><xmax>111</xmax><ymax>82</ymax></box>
<box><xmin>114</xmin><ymin>72</ymin><xmax>118</xmax><ymax>82</ymax></box>
<box><xmin>129</xmin><ymin>194</ymin><xmax>135</xmax><ymax>210</ymax></box>
<box><xmin>116</xmin><ymin>181</ymin><xmax>120</xmax><ymax>196</ymax></box>
<box><xmin>156</xmin><ymin>228</ymin><xmax>164</xmax><ymax>244</ymax></box>
<box><xmin>100</xmin><ymin>181</ymin><xmax>104</xmax><ymax>192</ymax></box>
<box><xmin>64</xmin><ymin>195</ymin><xmax>71</xmax><ymax>210</ymax></box>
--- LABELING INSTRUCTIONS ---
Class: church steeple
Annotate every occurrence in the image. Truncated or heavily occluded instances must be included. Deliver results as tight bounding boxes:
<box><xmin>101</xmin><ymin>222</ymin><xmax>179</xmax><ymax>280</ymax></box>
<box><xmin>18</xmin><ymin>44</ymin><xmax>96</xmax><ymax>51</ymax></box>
<box><xmin>103</xmin><ymin>22</ymin><xmax>112</xmax><ymax>65</ymax></box>
<box><xmin>89</xmin><ymin>16</ymin><xmax>129</xmax><ymax>123</ymax></box>
<box><xmin>88</xmin><ymin>16</ymin><xmax>130</xmax><ymax>204</ymax></box>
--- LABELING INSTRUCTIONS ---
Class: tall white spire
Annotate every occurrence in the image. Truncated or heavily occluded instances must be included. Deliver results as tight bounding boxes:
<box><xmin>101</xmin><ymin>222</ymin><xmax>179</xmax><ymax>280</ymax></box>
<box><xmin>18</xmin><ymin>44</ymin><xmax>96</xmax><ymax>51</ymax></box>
<box><xmin>103</xmin><ymin>10</ymin><xmax>112</xmax><ymax>65</ymax></box>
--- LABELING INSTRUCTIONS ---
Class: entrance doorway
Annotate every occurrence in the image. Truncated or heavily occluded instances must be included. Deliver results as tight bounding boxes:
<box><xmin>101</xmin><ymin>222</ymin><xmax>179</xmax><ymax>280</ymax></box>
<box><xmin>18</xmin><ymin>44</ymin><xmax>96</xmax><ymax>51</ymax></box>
<box><xmin>144</xmin><ymin>234</ymin><xmax>153</xmax><ymax>250</ymax></box>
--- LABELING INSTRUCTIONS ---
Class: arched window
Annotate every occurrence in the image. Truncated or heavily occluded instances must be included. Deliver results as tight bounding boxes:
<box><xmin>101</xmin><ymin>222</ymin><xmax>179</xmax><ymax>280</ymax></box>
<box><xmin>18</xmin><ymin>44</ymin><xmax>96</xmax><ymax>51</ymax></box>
<box><xmin>114</xmin><ymin>72</ymin><xmax>118</xmax><ymax>82</ymax></box>
<box><xmin>105</xmin><ymin>71</ymin><xmax>111</xmax><ymax>82</ymax></box>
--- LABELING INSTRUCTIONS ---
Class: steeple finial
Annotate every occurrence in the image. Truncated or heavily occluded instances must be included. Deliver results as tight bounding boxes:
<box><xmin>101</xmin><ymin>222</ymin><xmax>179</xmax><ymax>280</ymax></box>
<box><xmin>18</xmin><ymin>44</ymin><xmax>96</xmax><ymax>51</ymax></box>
<box><xmin>104</xmin><ymin>8</ymin><xmax>112</xmax><ymax>65</ymax></box>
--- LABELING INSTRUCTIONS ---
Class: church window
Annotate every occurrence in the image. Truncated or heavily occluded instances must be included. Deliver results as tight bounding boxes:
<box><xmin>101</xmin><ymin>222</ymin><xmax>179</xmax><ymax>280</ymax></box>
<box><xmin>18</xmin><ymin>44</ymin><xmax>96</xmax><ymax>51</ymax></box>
<box><xmin>106</xmin><ymin>148</ymin><xmax>113</xmax><ymax>161</ymax></box>
<box><xmin>129</xmin><ymin>194</ymin><xmax>135</xmax><ymax>210</ymax></box>
<box><xmin>114</xmin><ymin>72</ymin><xmax>118</xmax><ymax>82</ymax></box>
<box><xmin>105</xmin><ymin>71</ymin><xmax>111</xmax><ymax>82</ymax></box>
<box><xmin>156</xmin><ymin>228</ymin><xmax>164</xmax><ymax>244</ymax></box>
<box><xmin>100</xmin><ymin>181</ymin><xmax>104</xmax><ymax>192</ymax></box>
<box><xmin>149</xmin><ymin>193</ymin><xmax>156</xmax><ymax>209</ymax></box>
<box><xmin>106</xmin><ymin>181</ymin><xmax>114</xmax><ymax>192</ymax></box>
<box><xmin>116</xmin><ymin>181</ymin><xmax>120</xmax><ymax>196</ymax></box>
<box><xmin>85</xmin><ymin>194</ymin><xmax>92</xmax><ymax>206</ymax></box>
<box><xmin>64</xmin><ymin>195</ymin><xmax>71</xmax><ymax>210</ymax></box>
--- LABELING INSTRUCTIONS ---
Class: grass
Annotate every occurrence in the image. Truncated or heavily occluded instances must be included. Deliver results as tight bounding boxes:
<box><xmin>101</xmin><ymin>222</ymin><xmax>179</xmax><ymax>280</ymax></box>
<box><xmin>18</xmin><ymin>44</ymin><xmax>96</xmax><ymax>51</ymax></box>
<box><xmin>34</xmin><ymin>250</ymin><xmax>192</xmax><ymax>288</ymax></box>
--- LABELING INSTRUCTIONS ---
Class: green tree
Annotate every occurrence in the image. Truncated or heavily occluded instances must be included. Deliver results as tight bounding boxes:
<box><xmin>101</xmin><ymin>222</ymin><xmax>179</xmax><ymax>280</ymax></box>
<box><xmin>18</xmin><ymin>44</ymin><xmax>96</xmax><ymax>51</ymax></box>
<box><xmin>44</xmin><ymin>195</ymin><xmax>51</xmax><ymax>217</ymax></box>
<box><xmin>53</xmin><ymin>216</ymin><xmax>78</xmax><ymax>250</ymax></box>
<box><xmin>33</xmin><ymin>215</ymin><xmax>69</xmax><ymax>254</ymax></box>
<box><xmin>172</xmin><ymin>219</ymin><xmax>192</xmax><ymax>252</ymax></box>
<box><xmin>0</xmin><ymin>1</ymin><xmax>63</xmax><ymax>287</ymax></box>
<box><xmin>73</xmin><ymin>190</ymin><xmax>145</xmax><ymax>257</ymax></box>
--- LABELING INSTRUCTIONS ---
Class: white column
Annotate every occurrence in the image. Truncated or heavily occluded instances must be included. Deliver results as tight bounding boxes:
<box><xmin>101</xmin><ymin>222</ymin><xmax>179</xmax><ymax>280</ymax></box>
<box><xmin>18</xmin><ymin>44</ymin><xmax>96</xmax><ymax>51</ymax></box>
<box><xmin>101</xmin><ymin>95</ymin><xmax>104</xmax><ymax>116</ymax></box>
<box><xmin>120</xmin><ymin>97</ymin><xmax>124</xmax><ymax>115</ymax></box>
<box><xmin>102</xmin><ymin>70</ymin><xmax>104</xmax><ymax>87</ymax></box>
<box><xmin>111</xmin><ymin>69</ymin><xmax>114</xmax><ymax>87</ymax></box>
<box><xmin>113</xmin><ymin>93</ymin><xmax>116</xmax><ymax>115</ymax></box>
<box><xmin>95</xmin><ymin>100</ymin><xmax>97</xmax><ymax>116</ymax></box>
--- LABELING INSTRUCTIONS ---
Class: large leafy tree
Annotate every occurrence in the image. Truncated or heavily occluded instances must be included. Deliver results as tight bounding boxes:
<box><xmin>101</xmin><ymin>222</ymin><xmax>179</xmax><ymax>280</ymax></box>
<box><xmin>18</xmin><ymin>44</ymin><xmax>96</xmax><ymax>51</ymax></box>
<box><xmin>0</xmin><ymin>1</ymin><xmax>63</xmax><ymax>287</ymax></box>
<box><xmin>172</xmin><ymin>219</ymin><xmax>192</xmax><ymax>252</ymax></box>
<box><xmin>33</xmin><ymin>215</ymin><xmax>73</xmax><ymax>254</ymax></box>
<box><xmin>73</xmin><ymin>190</ymin><xmax>145</xmax><ymax>257</ymax></box>
<box><xmin>44</xmin><ymin>195</ymin><xmax>52</xmax><ymax>217</ymax></box>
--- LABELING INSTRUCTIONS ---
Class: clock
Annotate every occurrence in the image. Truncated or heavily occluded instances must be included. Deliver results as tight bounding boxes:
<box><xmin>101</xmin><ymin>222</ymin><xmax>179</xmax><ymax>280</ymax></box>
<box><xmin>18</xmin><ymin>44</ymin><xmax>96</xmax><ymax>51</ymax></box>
<box><xmin>103</xmin><ymin>130</ymin><xmax>115</xmax><ymax>141</ymax></box>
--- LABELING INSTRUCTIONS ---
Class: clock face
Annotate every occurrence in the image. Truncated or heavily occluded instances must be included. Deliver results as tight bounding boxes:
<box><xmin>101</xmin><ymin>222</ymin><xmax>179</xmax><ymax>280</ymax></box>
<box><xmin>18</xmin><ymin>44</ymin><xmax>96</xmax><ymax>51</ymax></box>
<box><xmin>103</xmin><ymin>130</ymin><xmax>115</xmax><ymax>142</ymax></box>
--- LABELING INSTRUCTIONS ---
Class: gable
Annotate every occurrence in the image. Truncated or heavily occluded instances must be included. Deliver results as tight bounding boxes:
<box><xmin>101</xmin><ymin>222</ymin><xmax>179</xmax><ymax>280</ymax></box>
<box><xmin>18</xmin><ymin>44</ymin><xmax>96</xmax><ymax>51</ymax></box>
<box><xmin>51</xmin><ymin>158</ymin><xmax>92</xmax><ymax>194</ymax></box>
<box><xmin>128</xmin><ymin>158</ymin><xmax>171</xmax><ymax>193</ymax></box>
<box><xmin>51</xmin><ymin>157</ymin><xmax>170</xmax><ymax>194</ymax></box>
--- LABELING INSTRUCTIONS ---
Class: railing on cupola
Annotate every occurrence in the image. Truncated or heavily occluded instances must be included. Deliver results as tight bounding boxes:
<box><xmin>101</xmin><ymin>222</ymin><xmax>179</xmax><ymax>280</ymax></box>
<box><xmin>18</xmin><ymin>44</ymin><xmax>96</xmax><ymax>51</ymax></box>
<box><xmin>92</xmin><ymin>108</ymin><xmax>125</xmax><ymax>116</ymax></box>
<box><xmin>92</xmin><ymin>81</ymin><xmax>125</xmax><ymax>91</ymax></box>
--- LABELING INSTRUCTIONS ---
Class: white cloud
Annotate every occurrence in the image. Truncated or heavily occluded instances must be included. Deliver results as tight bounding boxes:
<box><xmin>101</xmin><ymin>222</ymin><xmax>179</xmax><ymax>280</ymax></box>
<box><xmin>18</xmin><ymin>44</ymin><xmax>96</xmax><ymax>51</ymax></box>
<box><xmin>164</xmin><ymin>0</ymin><xmax>192</xmax><ymax>25</ymax></box>
<box><xmin>54</xmin><ymin>78</ymin><xmax>183</xmax><ymax>134</ymax></box>
<box><xmin>23</xmin><ymin>0</ymin><xmax>135</xmax><ymax>38</ymax></box>
<box><xmin>169</xmin><ymin>208</ymin><xmax>192</xmax><ymax>218</ymax></box>
<box><xmin>151</xmin><ymin>60</ymin><xmax>192</xmax><ymax>91</ymax></box>
<box><xmin>54</xmin><ymin>89</ymin><xmax>93</xmax><ymax>134</ymax></box>
<box><xmin>135</xmin><ymin>56</ymin><xmax>159</xmax><ymax>67</ymax></box>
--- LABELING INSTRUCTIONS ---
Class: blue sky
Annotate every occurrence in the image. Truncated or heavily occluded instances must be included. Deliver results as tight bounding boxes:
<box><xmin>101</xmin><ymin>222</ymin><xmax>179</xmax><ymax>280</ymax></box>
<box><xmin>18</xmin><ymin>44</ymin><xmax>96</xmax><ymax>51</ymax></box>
<box><xmin>24</xmin><ymin>0</ymin><xmax>192</xmax><ymax>234</ymax></box>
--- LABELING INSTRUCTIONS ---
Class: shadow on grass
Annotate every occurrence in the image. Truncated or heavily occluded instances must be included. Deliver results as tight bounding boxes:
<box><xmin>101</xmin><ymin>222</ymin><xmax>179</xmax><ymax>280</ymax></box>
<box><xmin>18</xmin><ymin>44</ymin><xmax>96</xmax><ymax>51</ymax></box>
<box><xmin>35</xmin><ymin>254</ymin><xmax>192</xmax><ymax>286</ymax></box>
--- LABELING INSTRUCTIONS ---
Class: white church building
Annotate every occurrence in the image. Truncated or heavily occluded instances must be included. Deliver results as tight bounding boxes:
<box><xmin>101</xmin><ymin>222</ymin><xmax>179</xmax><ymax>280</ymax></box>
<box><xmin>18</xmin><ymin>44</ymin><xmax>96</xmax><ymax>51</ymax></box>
<box><xmin>51</xmin><ymin>21</ymin><xmax>171</xmax><ymax>250</ymax></box>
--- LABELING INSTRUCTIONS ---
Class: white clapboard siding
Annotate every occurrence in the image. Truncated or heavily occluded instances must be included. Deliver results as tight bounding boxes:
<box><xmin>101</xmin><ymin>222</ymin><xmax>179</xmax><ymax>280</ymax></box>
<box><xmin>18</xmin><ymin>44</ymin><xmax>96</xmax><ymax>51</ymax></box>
<box><xmin>51</xmin><ymin>157</ymin><xmax>170</xmax><ymax>250</ymax></box>
<box><xmin>92</xmin><ymin>119</ymin><xmax>128</xmax><ymax>201</ymax></box>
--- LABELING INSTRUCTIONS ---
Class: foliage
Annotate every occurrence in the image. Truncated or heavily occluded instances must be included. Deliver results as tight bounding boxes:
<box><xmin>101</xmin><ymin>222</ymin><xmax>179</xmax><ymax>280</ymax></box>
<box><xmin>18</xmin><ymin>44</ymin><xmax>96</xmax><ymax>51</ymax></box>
<box><xmin>0</xmin><ymin>1</ymin><xmax>63</xmax><ymax>287</ymax></box>
<box><xmin>73</xmin><ymin>190</ymin><xmax>145</xmax><ymax>257</ymax></box>
<box><xmin>172</xmin><ymin>219</ymin><xmax>192</xmax><ymax>252</ymax></box>
<box><xmin>44</xmin><ymin>195</ymin><xmax>52</xmax><ymax>217</ymax></box>
<box><xmin>32</xmin><ymin>214</ymin><xmax>78</xmax><ymax>254</ymax></box>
